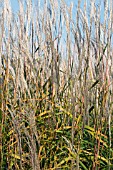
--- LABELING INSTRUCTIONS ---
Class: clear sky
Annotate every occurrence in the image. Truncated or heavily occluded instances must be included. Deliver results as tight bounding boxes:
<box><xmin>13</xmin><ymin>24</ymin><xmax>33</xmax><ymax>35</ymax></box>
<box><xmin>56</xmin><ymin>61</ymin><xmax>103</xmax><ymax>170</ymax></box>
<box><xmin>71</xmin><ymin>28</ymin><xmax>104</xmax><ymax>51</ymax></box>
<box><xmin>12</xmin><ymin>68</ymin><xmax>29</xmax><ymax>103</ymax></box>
<box><xmin>10</xmin><ymin>0</ymin><xmax>104</xmax><ymax>22</ymax></box>
<box><xmin>10</xmin><ymin>0</ymin><xmax>77</xmax><ymax>13</ymax></box>
<box><xmin>8</xmin><ymin>0</ymin><xmax>113</xmax><ymax>45</ymax></box>
<box><xmin>10</xmin><ymin>0</ymin><xmax>19</xmax><ymax>12</ymax></box>
<box><xmin>8</xmin><ymin>0</ymin><xmax>112</xmax><ymax>36</ymax></box>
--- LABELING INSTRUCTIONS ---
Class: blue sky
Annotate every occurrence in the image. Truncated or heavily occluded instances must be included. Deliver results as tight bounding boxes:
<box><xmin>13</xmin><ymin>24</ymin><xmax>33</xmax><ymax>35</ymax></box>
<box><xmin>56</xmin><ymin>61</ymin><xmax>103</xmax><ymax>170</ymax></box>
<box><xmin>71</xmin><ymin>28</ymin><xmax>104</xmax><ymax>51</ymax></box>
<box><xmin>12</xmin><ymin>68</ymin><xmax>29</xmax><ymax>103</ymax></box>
<box><xmin>9</xmin><ymin>0</ymin><xmax>113</xmax><ymax>45</ymax></box>
<box><xmin>10</xmin><ymin>0</ymin><xmax>78</xmax><ymax>13</ymax></box>
<box><xmin>10</xmin><ymin>0</ymin><xmax>18</xmax><ymax>12</ymax></box>
<box><xmin>10</xmin><ymin>0</ymin><xmax>105</xmax><ymax>22</ymax></box>
<box><xmin>9</xmin><ymin>0</ymin><xmax>112</xmax><ymax>36</ymax></box>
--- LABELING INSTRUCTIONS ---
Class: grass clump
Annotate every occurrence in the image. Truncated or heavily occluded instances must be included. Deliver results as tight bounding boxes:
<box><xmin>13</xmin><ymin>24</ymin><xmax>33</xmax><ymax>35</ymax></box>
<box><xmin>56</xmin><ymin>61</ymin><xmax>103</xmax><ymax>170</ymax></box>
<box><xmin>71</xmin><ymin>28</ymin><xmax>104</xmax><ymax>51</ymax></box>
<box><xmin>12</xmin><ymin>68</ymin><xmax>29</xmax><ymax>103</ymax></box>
<box><xmin>0</xmin><ymin>0</ymin><xmax>113</xmax><ymax>169</ymax></box>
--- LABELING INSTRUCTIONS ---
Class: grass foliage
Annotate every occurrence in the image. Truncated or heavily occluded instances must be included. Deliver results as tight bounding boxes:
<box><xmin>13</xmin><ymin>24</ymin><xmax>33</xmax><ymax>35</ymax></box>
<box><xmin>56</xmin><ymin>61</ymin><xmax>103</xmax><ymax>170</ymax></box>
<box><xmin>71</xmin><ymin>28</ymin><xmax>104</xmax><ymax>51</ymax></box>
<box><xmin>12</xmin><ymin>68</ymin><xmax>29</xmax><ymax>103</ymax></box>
<box><xmin>0</xmin><ymin>0</ymin><xmax>113</xmax><ymax>169</ymax></box>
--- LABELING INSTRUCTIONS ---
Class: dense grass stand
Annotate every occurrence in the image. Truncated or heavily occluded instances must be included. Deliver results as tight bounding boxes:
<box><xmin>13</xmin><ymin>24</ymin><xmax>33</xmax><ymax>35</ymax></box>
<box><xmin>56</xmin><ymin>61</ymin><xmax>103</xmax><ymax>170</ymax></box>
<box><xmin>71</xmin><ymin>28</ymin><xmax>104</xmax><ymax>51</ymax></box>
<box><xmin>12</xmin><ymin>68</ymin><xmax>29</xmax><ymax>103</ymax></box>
<box><xmin>0</xmin><ymin>0</ymin><xmax>113</xmax><ymax>169</ymax></box>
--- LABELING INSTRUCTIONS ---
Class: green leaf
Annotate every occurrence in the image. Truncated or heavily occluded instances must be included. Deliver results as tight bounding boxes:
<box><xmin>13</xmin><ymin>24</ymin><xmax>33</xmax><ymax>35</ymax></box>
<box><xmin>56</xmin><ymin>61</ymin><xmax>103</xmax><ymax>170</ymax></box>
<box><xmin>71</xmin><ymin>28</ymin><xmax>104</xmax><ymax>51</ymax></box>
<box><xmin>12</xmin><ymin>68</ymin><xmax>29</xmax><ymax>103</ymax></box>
<box><xmin>89</xmin><ymin>79</ymin><xmax>99</xmax><ymax>91</ymax></box>
<box><xmin>80</xmin><ymin>161</ymin><xmax>88</xmax><ymax>170</ymax></box>
<box><xmin>97</xmin><ymin>43</ymin><xmax>108</xmax><ymax>67</ymax></box>
<box><xmin>89</xmin><ymin>106</ymin><xmax>94</xmax><ymax>113</ymax></box>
